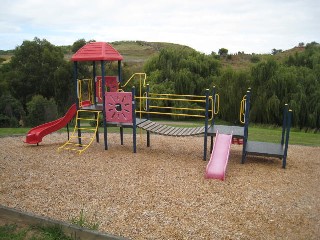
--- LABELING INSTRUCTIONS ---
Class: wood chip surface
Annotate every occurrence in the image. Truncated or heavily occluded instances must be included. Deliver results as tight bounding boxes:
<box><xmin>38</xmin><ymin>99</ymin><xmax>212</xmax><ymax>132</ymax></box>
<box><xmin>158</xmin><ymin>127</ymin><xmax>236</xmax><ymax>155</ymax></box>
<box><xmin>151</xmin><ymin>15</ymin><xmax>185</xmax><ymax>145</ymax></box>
<box><xmin>0</xmin><ymin>133</ymin><xmax>319</xmax><ymax>239</ymax></box>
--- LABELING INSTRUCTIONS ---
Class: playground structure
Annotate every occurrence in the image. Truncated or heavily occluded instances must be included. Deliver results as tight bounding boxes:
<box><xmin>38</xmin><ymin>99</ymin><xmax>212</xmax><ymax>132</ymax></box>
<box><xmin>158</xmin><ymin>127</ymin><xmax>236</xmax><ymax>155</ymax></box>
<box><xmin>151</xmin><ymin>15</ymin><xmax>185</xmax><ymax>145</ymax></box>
<box><xmin>24</xmin><ymin>42</ymin><xmax>292</xmax><ymax>180</ymax></box>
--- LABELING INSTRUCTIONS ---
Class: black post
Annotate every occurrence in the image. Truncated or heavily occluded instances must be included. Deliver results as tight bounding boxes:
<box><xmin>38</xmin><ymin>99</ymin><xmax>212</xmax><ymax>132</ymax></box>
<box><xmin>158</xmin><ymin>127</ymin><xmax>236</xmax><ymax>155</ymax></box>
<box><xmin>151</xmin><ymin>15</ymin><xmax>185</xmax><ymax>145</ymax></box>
<box><xmin>282</xmin><ymin>109</ymin><xmax>292</xmax><ymax>169</ymax></box>
<box><xmin>241</xmin><ymin>89</ymin><xmax>251</xmax><ymax>164</ymax></box>
<box><xmin>132</xmin><ymin>87</ymin><xmax>137</xmax><ymax>153</ymax></box>
<box><xmin>74</xmin><ymin>61</ymin><xmax>81</xmax><ymax>146</ymax></box>
<box><xmin>211</xmin><ymin>86</ymin><xmax>216</xmax><ymax>127</ymax></box>
<box><xmin>146</xmin><ymin>84</ymin><xmax>150</xmax><ymax>147</ymax></box>
<box><xmin>67</xmin><ymin>123</ymin><xmax>70</xmax><ymax>140</ymax></box>
<box><xmin>93</xmin><ymin>62</ymin><xmax>99</xmax><ymax>143</ymax></box>
<box><xmin>101</xmin><ymin>61</ymin><xmax>108</xmax><ymax>150</ymax></box>
<box><xmin>93</xmin><ymin>61</ymin><xmax>97</xmax><ymax>105</ymax></box>
<box><xmin>281</xmin><ymin>104</ymin><xmax>289</xmax><ymax>145</ymax></box>
<box><xmin>118</xmin><ymin>60</ymin><xmax>122</xmax><ymax>84</ymax></box>
<box><xmin>210</xmin><ymin>86</ymin><xmax>216</xmax><ymax>153</ymax></box>
<box><xmin>203</xmin><ymin>89</ymin><xmax>209</xmax><ymax>160</ymax></box>
<box><xmin>120</xmin><ymin>127</ymin><xmax>124</xmax><ymax>145</ymax></box>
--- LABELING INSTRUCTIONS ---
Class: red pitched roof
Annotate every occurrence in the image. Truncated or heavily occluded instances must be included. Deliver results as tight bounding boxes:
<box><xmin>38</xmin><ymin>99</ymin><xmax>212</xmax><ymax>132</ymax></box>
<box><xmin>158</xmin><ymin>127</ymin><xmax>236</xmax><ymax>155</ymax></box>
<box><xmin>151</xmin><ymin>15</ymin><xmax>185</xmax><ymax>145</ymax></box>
<box><xmin>71</xmin><ymin>42</ymin><xmax>123</xmax><ymax>62</ymax></box>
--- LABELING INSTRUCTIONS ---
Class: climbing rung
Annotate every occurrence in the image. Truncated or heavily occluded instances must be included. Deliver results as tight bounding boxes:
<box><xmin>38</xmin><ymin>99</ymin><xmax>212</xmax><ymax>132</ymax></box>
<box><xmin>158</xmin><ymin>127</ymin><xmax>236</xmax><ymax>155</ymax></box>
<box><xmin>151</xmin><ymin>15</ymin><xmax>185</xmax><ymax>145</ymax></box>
<box><xmin>69</xmin><ymin>136</ymin><xmax>94</xmax><ymax>140</ymax></box>
<box><xmin>63</xmin><ymin>147</ymin><xmax>82</xmax><ymax>152</ymax></box>
<box><xmin>76</xmin><ymin>127</ymin><xmax>96</xmax><ymax>131</ymax></box>
<box><xmin>59</xmin><ymin>110</ymin><xmax>100</xmax><ymax>154</ymax></box>
<box><xmin>64</xmin><ymin>142</ymin><xmax>89</xmax><ymax>147</ymax></box>
<box><xmin>77</xmin><ymin>117</ymin><xmax>98</xmax><ymax>121</ymax></box>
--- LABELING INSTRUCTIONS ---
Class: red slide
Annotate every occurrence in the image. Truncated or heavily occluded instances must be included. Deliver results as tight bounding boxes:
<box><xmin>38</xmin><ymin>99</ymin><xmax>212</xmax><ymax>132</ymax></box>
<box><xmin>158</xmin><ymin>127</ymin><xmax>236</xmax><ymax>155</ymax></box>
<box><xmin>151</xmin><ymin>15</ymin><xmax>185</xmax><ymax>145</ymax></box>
<box><xmin>24</xmin><ymin>101</ymin><xmax>90</xmax><ymax>144</ymax></box>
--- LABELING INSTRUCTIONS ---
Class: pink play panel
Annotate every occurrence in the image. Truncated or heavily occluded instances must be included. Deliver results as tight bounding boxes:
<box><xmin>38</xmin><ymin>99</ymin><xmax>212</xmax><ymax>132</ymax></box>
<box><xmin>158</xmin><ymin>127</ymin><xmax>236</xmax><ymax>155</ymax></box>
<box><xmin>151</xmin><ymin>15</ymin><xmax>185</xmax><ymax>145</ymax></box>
<box><xmin>105</xmin><ymin>92</ymin><xmax>133</xmax><ymax>123</ymax></box>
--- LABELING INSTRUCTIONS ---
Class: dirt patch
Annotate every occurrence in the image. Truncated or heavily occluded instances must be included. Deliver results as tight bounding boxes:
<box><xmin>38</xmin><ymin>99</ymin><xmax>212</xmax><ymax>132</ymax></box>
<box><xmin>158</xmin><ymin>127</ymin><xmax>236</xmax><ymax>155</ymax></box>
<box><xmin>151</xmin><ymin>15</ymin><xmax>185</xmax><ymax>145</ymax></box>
<box><xmin>0</xmin><ymin>133</ymin><xmax>319</xmax><ymax>239</ymax></box>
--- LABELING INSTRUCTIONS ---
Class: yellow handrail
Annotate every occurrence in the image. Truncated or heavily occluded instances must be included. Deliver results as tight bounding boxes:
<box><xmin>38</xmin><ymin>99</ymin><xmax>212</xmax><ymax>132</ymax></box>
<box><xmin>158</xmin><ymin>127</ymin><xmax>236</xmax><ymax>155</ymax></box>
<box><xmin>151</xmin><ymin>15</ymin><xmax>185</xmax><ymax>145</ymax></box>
<box><xmin>121</xmin><ymin>73</ymin><xmax>147</xmax><ymax>88</ymax></box>
<box><xmin>136</xmin><ymin>93</ymin><xmax>214</xmax><ymax>119</ymax></box>
<box><xmin>137</xmin><ymin>96</ymin><xmax>206</xmax><ymax>103</ymax></box>
<box><xmin>214</xmin><ymin>93</ymin><xmax>220</xmax><ymax>115</ymax></box>
<box><xmin>149</xmin><ymin>106</ymin><xmax>209</xmax><ymax>112</ymax></box>
<box><xmin>121</xmin><ymin>73</ymin><xmax>147</xmax><ymax>120</ymax></box>
<box><xmin>136</xmin><ymin>110</ymin><xmax>206</xmax><ymax>118</ymax></box>
<box><xmin>239</xmin><ymin>95</ymin><xmax>246</xmax><ymax>124</ymax></box>
<box><xmin>149</xmin><ymin>93</ymin><xmax>207</xmax><ymax>99</ymax></box>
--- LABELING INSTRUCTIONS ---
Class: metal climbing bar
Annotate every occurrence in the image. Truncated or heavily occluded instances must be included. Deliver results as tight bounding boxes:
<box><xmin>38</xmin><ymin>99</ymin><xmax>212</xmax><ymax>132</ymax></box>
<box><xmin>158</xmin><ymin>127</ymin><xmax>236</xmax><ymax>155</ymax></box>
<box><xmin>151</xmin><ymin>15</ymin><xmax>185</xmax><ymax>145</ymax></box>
<box><xmin>120</xmin><ymin>73</ymin><xmax>147</xmax><ymax>89</ymax></box>
<box><xmin>136</xmin><ymin>92</ymin><xmax>214</xmax><ymax>119</ymax></box>
<box><xmin>58</xmin><ymin>110</ymin><xmax>101</xmax><ymax>154</ymax></box>
<box><xmin>239</xmin><ymin>95</ymin><xmax>246</xmax><ymax>124</ymax></box>
<box><xmin>148</xmin><ymin>92</ymin><xmax>208</xmax><ymax>98</ymax></box>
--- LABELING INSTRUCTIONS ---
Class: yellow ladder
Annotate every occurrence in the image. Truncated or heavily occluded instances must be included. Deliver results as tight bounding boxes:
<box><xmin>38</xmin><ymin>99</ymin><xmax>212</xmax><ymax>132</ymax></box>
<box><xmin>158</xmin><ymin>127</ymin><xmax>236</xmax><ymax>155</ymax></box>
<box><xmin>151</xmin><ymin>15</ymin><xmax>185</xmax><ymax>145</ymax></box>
<box><xmin>58</xmin><ymin>110</ymin><xmax>100</xmax><ymax>154</ymax></box>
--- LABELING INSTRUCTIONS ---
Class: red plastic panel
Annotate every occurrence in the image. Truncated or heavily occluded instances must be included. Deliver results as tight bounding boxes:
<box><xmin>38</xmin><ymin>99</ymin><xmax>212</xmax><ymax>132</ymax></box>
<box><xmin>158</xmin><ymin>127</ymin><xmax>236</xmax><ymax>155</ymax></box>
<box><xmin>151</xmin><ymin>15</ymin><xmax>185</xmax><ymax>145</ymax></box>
<box><xmin>95</xmin><ymin>76</ymin><xmax>119</xmax><ymax>103</ymax></box>
<box><xmin>105</xmin><ymin>92</ymin><xmax>133</xmax><ymax>123</ymax></box>
<box><xmin>71</xmin><ymin>42</ymin><xmax>123</xmax><ymax>62</ymax></box>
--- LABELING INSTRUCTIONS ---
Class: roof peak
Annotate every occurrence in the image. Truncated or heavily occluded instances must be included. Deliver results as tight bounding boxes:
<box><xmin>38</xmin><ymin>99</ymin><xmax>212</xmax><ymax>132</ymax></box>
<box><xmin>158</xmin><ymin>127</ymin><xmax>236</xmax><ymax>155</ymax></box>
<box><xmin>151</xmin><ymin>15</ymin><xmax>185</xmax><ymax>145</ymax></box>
<box><xmin>71</xmin><ymin>42</ymin><xmax>123</xmax><ymax>62</ymax></box>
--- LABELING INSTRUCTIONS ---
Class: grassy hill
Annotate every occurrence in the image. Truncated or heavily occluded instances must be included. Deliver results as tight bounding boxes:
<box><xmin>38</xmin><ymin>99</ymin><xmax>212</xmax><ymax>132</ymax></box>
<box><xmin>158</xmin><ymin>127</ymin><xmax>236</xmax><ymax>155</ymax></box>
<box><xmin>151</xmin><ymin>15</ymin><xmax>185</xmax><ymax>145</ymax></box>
<box><xmin>0</xmin><ymin>41</ymin><xmax>305</xmax><ymax>72</ymax></box>
<box><xmin>218</xmin><ymin>46</ymin><xmax>305</xmax><ymax>70</ymax></box>
<box><xmin>0</xmin><ymin>41</ymin><xmax>194</xmax><ymax>72</ymax></box>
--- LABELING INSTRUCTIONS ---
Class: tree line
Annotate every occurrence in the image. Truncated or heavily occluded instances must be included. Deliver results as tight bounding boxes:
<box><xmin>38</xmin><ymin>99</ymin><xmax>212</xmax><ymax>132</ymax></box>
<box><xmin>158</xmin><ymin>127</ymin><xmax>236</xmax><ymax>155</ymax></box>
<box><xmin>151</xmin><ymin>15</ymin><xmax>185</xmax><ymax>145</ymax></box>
<box><xmin>0</xmin><ymin>37</ymin><xmax>319</xmax><ymax>131</ymax></box>
<box><xmin>144</xmin><ymin>43</ymin><xmax>320</xmax><ymax>130</ymax></box>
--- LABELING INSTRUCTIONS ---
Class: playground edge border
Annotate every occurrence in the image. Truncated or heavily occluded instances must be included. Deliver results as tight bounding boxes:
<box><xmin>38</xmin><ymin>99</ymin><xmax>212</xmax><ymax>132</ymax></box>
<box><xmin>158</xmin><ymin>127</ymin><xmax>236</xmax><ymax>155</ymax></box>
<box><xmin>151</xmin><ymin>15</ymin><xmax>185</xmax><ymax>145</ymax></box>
<box><xmin>0</xmin><ymin>204</ymin><xmax>128</xmax><ymax>240</ymax></box>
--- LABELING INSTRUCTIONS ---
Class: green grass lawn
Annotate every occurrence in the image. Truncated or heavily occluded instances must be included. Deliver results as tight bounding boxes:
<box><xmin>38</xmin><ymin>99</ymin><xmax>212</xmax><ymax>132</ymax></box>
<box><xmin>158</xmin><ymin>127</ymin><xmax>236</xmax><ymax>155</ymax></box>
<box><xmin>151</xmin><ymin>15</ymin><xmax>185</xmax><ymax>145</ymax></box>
<box><xmin>1</xmin><ymin>123</ymin><xmax>319</xmax><ymax>146</ymax></box>
<box><xmin>0</xmin><ymin>224</ymin><xmax>72</xmax><ymax>240</ymax></box>
<box><xmin>248</xmin><ymin>126</ymin><xmax>320</xmax><ymax>146</ymax></box>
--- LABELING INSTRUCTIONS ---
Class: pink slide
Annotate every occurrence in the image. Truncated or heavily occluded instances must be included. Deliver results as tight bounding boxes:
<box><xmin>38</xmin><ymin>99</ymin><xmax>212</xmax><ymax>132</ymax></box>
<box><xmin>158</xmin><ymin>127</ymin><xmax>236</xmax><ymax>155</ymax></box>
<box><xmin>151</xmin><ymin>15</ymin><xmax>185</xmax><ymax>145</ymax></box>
<box><xmin>24</xmin><ymin>101</ymin><xmax>90</xmax><ymax>144</ymax></box>
<box><xmin>205</xmin><ymin>131</ymin><xmax>233</xmax><ymax>180</ymax></box>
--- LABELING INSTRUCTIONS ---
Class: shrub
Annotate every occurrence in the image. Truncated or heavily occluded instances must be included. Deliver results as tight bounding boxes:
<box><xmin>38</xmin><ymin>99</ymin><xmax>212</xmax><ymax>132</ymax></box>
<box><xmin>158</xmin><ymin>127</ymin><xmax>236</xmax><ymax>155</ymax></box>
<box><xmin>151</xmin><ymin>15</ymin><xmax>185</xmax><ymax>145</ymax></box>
<box><xmin>0</xmin><ymin>94</ymin><xmax>25</xmax><ymax>127</ymax></box>
<box><xmin>0</xmin><ymin>114</ymin><xmax>19</xmax><ymax>127</ymax></box>
<box><xmin>26</xmin><ymin>95</ymin><xmax>58</xmax><ymax>127</ymax></box>
<box><xmin>251</xmin><ymin>55</ymin><xmax>260</xmax><ymax>63</ymax></box>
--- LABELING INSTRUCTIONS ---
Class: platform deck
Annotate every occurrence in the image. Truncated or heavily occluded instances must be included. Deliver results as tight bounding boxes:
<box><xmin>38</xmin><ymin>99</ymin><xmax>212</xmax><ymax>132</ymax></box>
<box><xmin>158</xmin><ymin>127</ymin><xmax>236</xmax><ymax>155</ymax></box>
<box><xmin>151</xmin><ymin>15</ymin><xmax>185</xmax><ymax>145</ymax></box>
<box><xmin>245</xmin><ymin>141</ymin><xmax>284</xmax><ymax>158</ymax></box>
<box><xmin>207</xmin><ymin>124</ymin><xmax>244</xmax><ymax>138</ymax></box>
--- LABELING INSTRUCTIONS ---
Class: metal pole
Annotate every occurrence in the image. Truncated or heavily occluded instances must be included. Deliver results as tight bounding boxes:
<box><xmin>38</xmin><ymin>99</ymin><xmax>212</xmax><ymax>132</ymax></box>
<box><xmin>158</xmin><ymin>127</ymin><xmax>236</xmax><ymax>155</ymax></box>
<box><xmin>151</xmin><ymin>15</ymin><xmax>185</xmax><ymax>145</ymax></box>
<box><xmin>210</xmin><ymin>86</ymin><xmax>216</xmax><ymax>153</ymax></box>
<box><xmin>241</xmin><ymin>89</ymin><xmax>251</xmax><ymax>164</ymax></box>
<box><xmin>118</xmin><ymin>60</ymin><xmax>122</xmax><ymax>84</ymax></box>
<box><xmin>120</xmin><ymin>127</ymin><xmax>124</xmax><ymax>145</ymax></box>
<box><xmin>132</xmin><ymin>87</ymin><xmax>137</xmax><ymax>153</ymax></box>
<box><xmin>93</xmin><ymin>61</ymin><xmax>99</xmax><ymax>143</ymax></box>
<box><xmin>203</xmin><ymin>89</ymin><xmax>209</xmax><ymax>160</ymax></box>
<box><xmin>281</xmin><ymin>104</ymin><xmax>289</xmax><ymax>145</ymax></box>
<box><xmin>93</xmin><ymin>61</ymin><xmax>97</xmax><ymax>105</ymax></box>
<box><xmin>211</xmin><ymin>86</ymin><xmax>216</xmax><ymax>126</ymax></box>
<box><xmin>146</xmin><ymin>84</ymin><xmax>150</xmax><ymax>147</ymax></box>
<box><xmin>67</xmin><ymin>123</ymin><xmax>70</xmax><ymax>140</ymax></box>
<box><xmin>101</xmin><ymin>61</ymin><xmax>108</xmax><ymax>150</ymax></box>
<box><xmin>282</xmin><ymin>109</ymin><xmax>292</xmax><ymax>168</ymax></box>
<box><xmin>74</xmin><ymin>61</ymin><xmax>81</xmax><ymax>146</ymax></box>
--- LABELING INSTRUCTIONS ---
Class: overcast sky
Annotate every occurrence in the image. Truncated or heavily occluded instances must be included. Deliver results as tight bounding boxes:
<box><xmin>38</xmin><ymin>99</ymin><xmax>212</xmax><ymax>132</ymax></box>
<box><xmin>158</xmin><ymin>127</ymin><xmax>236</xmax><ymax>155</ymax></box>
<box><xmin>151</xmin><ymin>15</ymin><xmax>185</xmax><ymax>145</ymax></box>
<box><xmin>0</xmin><ymin>0</ymin><xmax>319</xmax><ymax>54</ymax></box>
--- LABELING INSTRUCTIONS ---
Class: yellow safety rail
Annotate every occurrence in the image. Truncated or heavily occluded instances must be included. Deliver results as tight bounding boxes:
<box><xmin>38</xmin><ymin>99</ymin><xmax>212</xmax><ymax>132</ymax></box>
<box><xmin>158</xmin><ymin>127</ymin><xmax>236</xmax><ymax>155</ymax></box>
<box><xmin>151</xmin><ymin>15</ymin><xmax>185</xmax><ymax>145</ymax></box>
<box><xmin>78</xmin><ymin>79</ymin><xmax>94</xmax><ymax>107</ymax></box>
<box><xmin>58</xmin><ymin>110</ymin><xmax>100</xmax><ymax>154</ymax></box>
<box><xmin>121</xmin><ymin>73</ymin><xmax>147</xmax><ymax>89</ymax></box>
<box><xmin>120</xmin><ymin>73</ymin><xmax>147</xmax><ymax>120</ymax></box>
<box><xmin>239</xmin><ymin>95</ymin><xmax>246</xmax><ymax>124</ymax></box>
<box><xmin>136</xmin><ymin>93</ymin><xmax>214</xmax><ymax>119</ymax></box>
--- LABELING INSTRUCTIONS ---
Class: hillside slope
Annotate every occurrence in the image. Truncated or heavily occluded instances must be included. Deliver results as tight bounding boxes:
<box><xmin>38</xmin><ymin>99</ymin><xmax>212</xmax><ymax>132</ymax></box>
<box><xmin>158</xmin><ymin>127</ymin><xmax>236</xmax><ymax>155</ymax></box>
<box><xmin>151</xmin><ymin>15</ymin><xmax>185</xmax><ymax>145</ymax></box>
<box><xmin>0</xmin><ymin>41</ymin><xmax>305</xmax><ymax>71</ymax></box>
